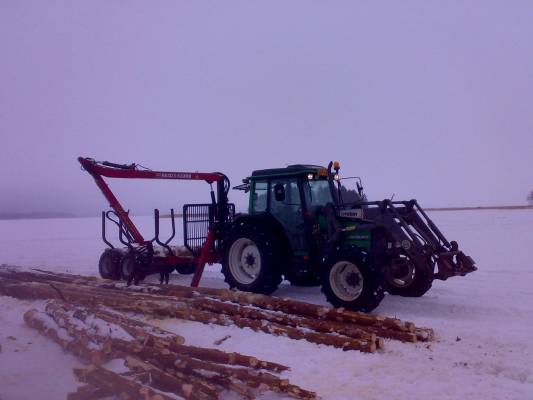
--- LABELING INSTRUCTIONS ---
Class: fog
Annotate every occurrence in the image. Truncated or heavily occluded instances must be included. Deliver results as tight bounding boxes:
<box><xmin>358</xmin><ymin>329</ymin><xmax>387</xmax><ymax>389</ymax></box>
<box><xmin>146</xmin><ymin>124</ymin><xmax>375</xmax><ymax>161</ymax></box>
<box><xmin>1</xmin><ymin>1</ymin><xmax>532</xmax><ymax>216</ymax></box>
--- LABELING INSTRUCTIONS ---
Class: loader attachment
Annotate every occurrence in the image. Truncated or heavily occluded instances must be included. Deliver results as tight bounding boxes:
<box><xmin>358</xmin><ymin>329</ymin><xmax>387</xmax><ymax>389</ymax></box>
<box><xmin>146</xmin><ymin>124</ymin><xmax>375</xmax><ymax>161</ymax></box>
<box><xmin>350</xmin><ymin>199</ymin><xmax>477</xmax><ymax>281</ymax></box>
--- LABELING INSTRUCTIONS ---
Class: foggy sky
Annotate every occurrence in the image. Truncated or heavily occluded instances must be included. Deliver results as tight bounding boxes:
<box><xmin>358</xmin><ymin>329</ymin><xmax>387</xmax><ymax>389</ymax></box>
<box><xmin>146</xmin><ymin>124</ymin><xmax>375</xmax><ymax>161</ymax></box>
<box><xmin>1</xmin><ymin>1</ymin><xmax>532</xmax><ymax>216</ymax></box>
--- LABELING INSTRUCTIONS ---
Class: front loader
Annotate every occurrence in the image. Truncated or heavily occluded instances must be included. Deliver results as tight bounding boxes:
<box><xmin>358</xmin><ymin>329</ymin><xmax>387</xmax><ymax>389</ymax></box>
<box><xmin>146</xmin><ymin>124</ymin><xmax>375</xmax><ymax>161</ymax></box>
<box><xmin>326</xmin><ymin>161</ymin><xmax>477</xmax><ymax>297</ymax></box>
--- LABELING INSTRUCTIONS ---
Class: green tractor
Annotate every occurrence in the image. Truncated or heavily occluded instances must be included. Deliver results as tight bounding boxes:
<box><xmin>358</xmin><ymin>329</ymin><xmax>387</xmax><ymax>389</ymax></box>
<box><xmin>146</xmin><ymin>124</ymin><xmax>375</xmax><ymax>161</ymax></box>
<box><xmin>221</xmin><ymin>162</ymin><xmax>477</xmax><ymax>312</ymax></box>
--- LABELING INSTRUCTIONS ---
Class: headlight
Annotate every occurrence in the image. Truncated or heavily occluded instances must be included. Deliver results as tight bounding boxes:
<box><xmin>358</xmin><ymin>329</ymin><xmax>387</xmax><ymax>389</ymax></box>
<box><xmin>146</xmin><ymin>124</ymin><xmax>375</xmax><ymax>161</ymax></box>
<box><xmin>401</xmin><ymin>240</ymin><xmax>411</xmax><ymax>250</ymax></box>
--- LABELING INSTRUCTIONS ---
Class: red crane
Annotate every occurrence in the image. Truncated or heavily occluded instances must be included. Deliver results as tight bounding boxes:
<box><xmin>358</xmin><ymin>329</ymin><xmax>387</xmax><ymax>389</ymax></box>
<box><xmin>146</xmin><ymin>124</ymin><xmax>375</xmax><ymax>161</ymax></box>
<box><xmin>78</xmin><ymin>157</ymin><xmax>233</xmax><ymax>287</ymax></box>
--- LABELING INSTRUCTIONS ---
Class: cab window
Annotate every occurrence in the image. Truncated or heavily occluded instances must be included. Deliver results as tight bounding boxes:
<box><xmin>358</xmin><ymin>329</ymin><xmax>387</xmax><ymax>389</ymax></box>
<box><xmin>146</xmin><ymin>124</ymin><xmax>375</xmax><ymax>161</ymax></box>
<box><xmin>304</xmin><ymin>179</ymin><xmax>334</xmax><ymax>211</ymax></box>
<box><xmin>269</xmin><ymin>177</ymin><xmax>306</xmax><ymax>250</ymax></box>
<box><xmin>251</xmin><ymin>180</ymin><xmax>268</xmax><ymax>213</ymax></box>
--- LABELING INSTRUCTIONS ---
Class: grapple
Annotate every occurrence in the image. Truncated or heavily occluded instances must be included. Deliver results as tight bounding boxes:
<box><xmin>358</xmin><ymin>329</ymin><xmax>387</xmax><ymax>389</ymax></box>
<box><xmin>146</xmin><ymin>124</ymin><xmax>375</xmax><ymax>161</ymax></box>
<box><xmin>347</xmin><ymin>199</ymin><xmax>477</xmax><ymax>281</ymax></box>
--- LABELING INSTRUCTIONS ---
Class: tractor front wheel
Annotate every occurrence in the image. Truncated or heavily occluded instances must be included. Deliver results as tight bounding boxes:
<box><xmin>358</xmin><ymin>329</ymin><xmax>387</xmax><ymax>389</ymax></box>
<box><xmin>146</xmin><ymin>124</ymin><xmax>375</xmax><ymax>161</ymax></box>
<box><xmin>320</xmin><ymin>248</ymin><xmax>384</xmax><ymax>312</ymax></box>
<box><xmin>384</xmin><ymin>257</ymin><xmax>433</xmax><ymax>297</ymax></box>
<box><xmin>98</xmin><ymin>248</ymin><xmax>124</xmax><ymax>280</ymax></box>
<box><xmin>221</xmin><ymin>225</ymin><xmax>282</xmax><ymax>295</ymax></box>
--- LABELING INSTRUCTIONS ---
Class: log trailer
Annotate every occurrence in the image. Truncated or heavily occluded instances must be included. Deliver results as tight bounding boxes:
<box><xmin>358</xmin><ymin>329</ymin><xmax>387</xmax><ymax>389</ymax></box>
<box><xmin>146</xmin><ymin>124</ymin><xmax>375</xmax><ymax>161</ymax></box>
<box><xmin>79</xmin><ymin>157</ymin><xmax>476</xmax><ymax>312</ymax></box>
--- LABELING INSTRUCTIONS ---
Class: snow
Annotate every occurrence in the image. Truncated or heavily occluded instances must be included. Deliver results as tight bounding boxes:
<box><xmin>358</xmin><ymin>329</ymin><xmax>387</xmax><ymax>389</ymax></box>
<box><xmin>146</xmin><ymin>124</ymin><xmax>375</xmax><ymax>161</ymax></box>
<box><xmin>1</xmin><ymin>210</ymin><xmax>533</xmax><ymax>399</ymax></box>
<box><xmin>0</xmin><ymin>298</ymin><xmax>82</xmax><ymax>400</ymax></box>
<box><xmin>83</xmin><ymin>315</ymin><xmax>134</xmax><ymax>342</ymax></box>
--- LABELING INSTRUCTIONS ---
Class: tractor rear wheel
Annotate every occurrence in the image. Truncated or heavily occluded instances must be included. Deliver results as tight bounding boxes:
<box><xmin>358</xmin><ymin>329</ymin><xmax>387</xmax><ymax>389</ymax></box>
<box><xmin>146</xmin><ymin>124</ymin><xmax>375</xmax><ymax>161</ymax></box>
<box><xmin>384</xmin><ymin>257</ymin><xmax>433</xmax><ymax>297</ymax></box>
<box><xmin>320</xmin><ymin>248</ymin><xmax>384</xmax><ymax>312</ymax></box>
<box><xmin>222</xmin><ymin>225</ymin><xmax>282</xmax><ymax>295</ymax></box>
<box><xmin>98</xmin><ymin>248</ymin><xmax>123</xmax><ymax>280</ymax></box>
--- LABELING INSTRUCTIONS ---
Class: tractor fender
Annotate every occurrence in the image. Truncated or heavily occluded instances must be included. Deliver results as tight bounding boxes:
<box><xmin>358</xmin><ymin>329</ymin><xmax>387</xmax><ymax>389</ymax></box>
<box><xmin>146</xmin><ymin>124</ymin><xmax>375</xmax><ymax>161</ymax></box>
<box><xmin>229</xmin><ymin>213</ymin><xmax>291</xmax><ymax>264</ymax></box>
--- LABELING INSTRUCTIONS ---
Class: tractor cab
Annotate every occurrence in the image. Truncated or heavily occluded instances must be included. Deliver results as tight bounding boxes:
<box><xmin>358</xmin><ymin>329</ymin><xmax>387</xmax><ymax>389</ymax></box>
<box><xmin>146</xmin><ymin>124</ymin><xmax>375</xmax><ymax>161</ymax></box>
<box><xmin>238</xmin><ymin>165</ymin><xmax>332</xmax><ymax>253</ymax></box>
<box><xmin>247</xmin><ymin>165</ymin><xmax>332</xmax><ymax>248</ymax></box>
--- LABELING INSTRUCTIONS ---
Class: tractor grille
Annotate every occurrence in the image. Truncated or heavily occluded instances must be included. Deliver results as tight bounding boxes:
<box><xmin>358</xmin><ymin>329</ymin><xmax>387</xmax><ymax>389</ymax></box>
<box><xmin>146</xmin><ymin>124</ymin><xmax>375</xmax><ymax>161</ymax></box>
<box><xmin>183</xmin><ymin>203</ymin><xmax>234</xmax><ymax>256</ymax></box>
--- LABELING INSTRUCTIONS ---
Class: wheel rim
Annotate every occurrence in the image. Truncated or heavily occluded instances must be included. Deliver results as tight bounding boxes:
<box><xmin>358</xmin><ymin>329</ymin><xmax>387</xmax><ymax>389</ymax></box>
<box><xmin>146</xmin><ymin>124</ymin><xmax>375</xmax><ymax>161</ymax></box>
<box><xmin>388</xmin><ymin>258</ymin><xmax>415</xmax><ymax>287</ymax></box>
<box><xmin>329</xmin><ymin>261</ymin><xmax>364</xmax><ymax>301</ymax></box>
<box><xmin>228</xmin><ymin>238</ymin><xmax>261</xmax><ymax>285</ymax></box>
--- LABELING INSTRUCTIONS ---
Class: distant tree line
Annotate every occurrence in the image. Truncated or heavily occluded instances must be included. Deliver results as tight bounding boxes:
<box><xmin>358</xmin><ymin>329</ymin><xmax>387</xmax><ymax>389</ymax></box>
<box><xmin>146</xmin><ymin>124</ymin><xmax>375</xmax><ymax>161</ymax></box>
<box><xmin>340</xmin><ymin>186</ymin><xmax>367</xmax><ymax>203</ymax></box>
<box><xmin>309</xmin><ymin>184</ymin><xmax>367</xmax><ymax>204</ymax></box>
<box><xmin>528</xmin><ymin>190</ymin><xmax>533</xmax><ymax>206</ymax></box>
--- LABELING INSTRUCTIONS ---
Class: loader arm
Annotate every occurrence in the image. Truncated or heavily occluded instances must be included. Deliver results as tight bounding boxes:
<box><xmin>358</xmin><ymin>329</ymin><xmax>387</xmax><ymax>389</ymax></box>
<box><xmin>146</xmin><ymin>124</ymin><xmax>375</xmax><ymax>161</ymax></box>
<box><xmin>358</xmin><ymin>199</ymin><xmax>477</xmax><ymax>280</ymax></box>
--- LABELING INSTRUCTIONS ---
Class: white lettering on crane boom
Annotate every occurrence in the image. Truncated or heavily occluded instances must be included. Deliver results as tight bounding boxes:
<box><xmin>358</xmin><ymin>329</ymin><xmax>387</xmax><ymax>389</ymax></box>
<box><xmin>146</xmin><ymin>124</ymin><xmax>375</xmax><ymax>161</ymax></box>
<box><xmin>159</xmin><ymin>172</ymin><xmax>193</xmax><ymax>179</ymax></box>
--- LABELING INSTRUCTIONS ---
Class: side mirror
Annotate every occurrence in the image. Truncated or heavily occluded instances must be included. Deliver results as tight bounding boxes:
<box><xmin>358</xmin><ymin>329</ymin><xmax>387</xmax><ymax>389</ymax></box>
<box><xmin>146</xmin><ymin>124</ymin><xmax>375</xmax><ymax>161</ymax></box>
<box><xmin>274</xmin><ymin>184</ymin><xmax>285</xmax><ymax>202</ymax></box>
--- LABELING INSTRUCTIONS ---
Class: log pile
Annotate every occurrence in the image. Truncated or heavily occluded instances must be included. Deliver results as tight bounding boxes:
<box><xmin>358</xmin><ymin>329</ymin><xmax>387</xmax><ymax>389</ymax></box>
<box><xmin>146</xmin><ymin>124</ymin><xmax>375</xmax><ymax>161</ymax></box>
<box><xmin>0</xmin><ymin>267</ymin><xmax>435</xmax><ymax>399</ymax></box>
<box><xmin>24</xmin><ymin>301</ymin><xmax>313</xmax><ymax>399</ymax></box>
<box><xmin>0</xmin><ymin>268</ymin><xmax>434</xmax><ymax>348</ymax></box>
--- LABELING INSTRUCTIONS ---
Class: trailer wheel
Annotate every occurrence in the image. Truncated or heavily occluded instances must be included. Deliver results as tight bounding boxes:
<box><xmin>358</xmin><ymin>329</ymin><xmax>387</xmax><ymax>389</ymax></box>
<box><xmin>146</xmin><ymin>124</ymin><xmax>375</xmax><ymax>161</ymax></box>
<box><xmin>119</xmin><ymin>252</ymin><xmax>137</xmax><ymax>282</ymax></box>
<box><xmin>385</xmin><ymin>257</ymin><xmax>433</xmax><ymax>297</ymax></box>
<box><xmin>221</xmin><ymin>225</ymin><xmax>282</xmax><ymax>295</ymax></box>
<box><xmin>98</xmin><ymin>248</ymin><xmax>123</xmax><ymax>280</ymax></box>
<box><xmin>175</xmin><ymin>263</ymin><xmax>196</xmax><ymax>275</ymax></box>
<box><xmin>320</xmin><ymin>247</ymin><xmax>384</xmax><ymax>312</ymax></box>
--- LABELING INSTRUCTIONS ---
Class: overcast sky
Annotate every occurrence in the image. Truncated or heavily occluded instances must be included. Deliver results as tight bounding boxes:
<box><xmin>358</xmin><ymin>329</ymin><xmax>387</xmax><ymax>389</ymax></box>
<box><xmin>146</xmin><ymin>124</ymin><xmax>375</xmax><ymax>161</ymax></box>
<box><xmin>1</xmin><ymin>1</ymin><xmax>532</xmax><ymax>216</ymax></box>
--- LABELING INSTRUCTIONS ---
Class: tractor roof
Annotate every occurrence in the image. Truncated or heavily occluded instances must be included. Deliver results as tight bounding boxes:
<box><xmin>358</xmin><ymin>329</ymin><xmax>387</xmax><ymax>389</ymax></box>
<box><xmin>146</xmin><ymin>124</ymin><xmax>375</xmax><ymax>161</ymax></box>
<box><xmin>250</xmin><ymin>164</ymin><xmax>326</xmax><ymax>179</ymax></box>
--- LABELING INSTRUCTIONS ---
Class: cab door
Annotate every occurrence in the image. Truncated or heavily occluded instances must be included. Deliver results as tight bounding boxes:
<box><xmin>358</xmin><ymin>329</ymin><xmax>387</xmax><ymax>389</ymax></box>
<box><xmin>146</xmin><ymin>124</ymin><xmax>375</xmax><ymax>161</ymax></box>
<box><xmin>268</xmin><ymin>177</ymin><xmax>307</xmax><ymax>252</ymax></box>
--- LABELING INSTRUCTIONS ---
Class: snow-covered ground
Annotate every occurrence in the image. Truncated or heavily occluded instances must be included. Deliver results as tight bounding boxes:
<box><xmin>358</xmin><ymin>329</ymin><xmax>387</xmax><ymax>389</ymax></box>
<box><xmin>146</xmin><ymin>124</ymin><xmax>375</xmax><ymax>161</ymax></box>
<box><xmin>1</xmin><ymin>210</ymin><xmax>532</xmax><ymax>400</ymax></box>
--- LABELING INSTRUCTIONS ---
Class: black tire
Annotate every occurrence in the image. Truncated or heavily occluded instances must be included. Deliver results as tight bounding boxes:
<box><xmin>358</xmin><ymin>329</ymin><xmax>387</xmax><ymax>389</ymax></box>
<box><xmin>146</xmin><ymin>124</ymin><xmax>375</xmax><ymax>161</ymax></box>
<box><xmin>285</xmin><ymin>273</ymin><xmax>321</xmax><ymax>287</ymax></box>
<box><xmin>320</xmin><ymin>247</ymin><xmax>384</xmax><ymax>312</ymax></box>
<box><xmin>98</xmin><ymin>248</ymin><xmax>124</xmax><ymax>280</ymax></box>
<box><xmin>385</xmin><ymin>257</ymin><xmax>433</xmax><ymax>297</ymax></box>
<box><xmin>175</xmin><ymin>263</ymin><xmax>196</xmax><ymax>275</ymax></box>
<box><xmin>119</xmin><ymin>252</ymin><xmax>138</xmax><ymax>282</ymax></box>
<box><xmin>221</xmin><ymin>224</ymin><xmax>283</xmax><ymax>295</ymax></box>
